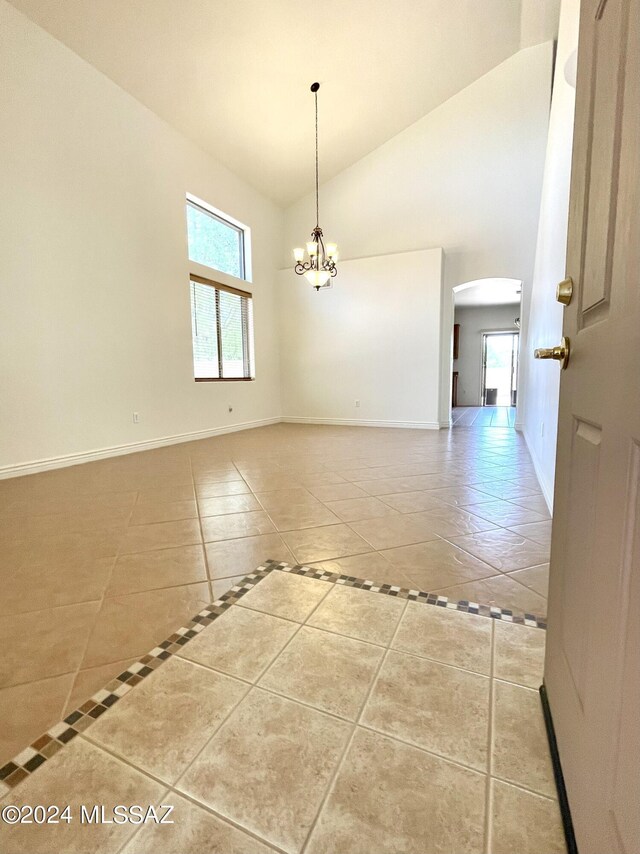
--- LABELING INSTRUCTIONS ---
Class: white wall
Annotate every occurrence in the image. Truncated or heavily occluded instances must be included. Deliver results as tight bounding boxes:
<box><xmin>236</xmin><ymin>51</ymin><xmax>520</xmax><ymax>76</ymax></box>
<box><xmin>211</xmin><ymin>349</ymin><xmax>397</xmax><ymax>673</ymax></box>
<box><xmin>278</xmin><ymin>250</ymin><xmax>444</xmax><ymax>428</ymax></box>
<box><xmin>519</xmin><ymin>0</ymin><xmax>579</xmax><ymax>508</ymax></box>
<box><xmin>0</xmin><ymin>1</ymin><xmax>283</xmax><ymax>474</ymax></box>
<box><xmin>453</xmin><ymin>305</ymin><xmax>520</xmax><ymax>405</ymax></box>
<box><xmin>282</xmin><ymin>43</ymin><xmax>552</xmax><ymax>426</ymax></box>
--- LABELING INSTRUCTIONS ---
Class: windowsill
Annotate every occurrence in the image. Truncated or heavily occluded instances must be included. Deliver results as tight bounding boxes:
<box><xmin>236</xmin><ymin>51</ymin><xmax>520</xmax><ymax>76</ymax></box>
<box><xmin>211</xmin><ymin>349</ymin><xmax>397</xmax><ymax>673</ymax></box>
<box><xmin>194</xmin><ymin>377</ymin><xmax>255</xmax><ymax>382</ymax></box>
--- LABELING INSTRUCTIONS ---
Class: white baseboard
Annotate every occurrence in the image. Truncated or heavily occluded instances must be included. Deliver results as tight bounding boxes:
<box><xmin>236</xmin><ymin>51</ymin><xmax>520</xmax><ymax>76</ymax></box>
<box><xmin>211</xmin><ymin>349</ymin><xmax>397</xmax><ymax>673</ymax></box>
<box><xmin>522</xmin><ymin>427</ymin><xmax>554</xmax><ymax>513</ymax></box>
<box><xmin>0</xmin><ymin>417</ymin><xmax>281</xmax><ymax>480</ymax></box>
<box><xmin>281</xmin><ymin>416</ymin><xmax>442</xmax><ymax>430</ymax></box>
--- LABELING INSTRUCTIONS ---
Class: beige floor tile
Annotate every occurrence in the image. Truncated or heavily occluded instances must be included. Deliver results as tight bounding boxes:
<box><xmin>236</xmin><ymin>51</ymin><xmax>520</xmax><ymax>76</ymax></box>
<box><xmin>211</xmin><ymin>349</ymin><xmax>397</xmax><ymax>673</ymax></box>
<box><xmin>306</xmin><ymin>727</ymin><xmax>486</xmax><ymax>854</ymax></box>
<box><xmin>267</xmin><ymin>503</ymin><xmax>341</xmax><ymax>532</ymax></box>
<box><xmin>309</xmin><ymin>552</ymin><xmax>414</xmax><ymax>588</ymax></box>
<box><xmin>198</xmin><ymin>493</ymin><xmax>261</xmax><ymax>517</ymax></box>
<box><xmin>471</xmin><ymin>481</ymin><xmax>539</xmax><ymax>501</ymax></box>
<box><xmin>449</xmin><ymin>529</ymin><xmax>550</xmax><ymax>572</ymax></box>
<box><xmin>324</xmin><ymin>496</ymin><xmax>399</xmax><ymax>522</ymax></box>
<box><xmin>467</xmin><ymin>500</ymin><xmax>548</xmax><ymax>528</ymax></box>
<box><xmin>205</xmin><ymin>533</ymin><xmax>295</xmax><ymax>580</ymax></box>
<box><xmin>362</xmin><ymin>650</ymin><xmax>490</xmax><ymax>770</ymax></box>
<box><xmin>508</xmin><ymin>563</ymin><xmax>550</xmax><ymax>597</ymax></box>
<box><xmin>433</xmin><ymin>575</ymin><xmax>548</xmax><ymax>616</ymax></box>
<box><xmin>431</xmin><ymin>485</ymin><xmax>499</xmax><ymax>506</ymax></box>
<box><xmin>193</xmin><ymin>470</ymin><xmax>244</xmax><ymax>484</ymax></box>
<box><xmin>393</xmin><ymin>601</ymin><xmax>492</xmax><ymax>675</ymax></box>
<box><xmin>121</xmin><ymin>793</ymin><xmax>273</xmax><ymax>854</ymax></box>
<box><xmin>419</xmin><ymin>506</ymin><xmax>499</xmax><ymax>537</ymax></box>
<box><xmin>178</xmin><ymin>688</ymin><xmax>351</xmax><ymax>854</ymax></box>
<box><xmin>0</xmin><ymin>555</ymin><xmax>114</xmax><ymax>616</ymax></box>
<box><xmin>509</xmin><ymin>494</ymin><xmax>552</xmax><ymax>517</ymax></box>
<box><xmin>381</xmin><ymin>539</ymin><xmax>495</xmax><ymax>592</ymax></box>
<box><xmin>494</xmin><ymin>620</ymin><xmax>545</xmax><ymax>689</ymax></box>
<box><xmin>489</xmin><ymin>779</ymin><xmax>565</xmax><ymax>854</ymax></box>
<box><xmin>244</xmin><ymin>474</ymin><xmax>306</xmax><ymax>491</ymax></box>
<box><xmin>1</xmin><ymin>490</ymin><xmax>137</xmax><ymax>518</ymax></box>
<box><xmin>212</xmin><ymin>574</ymin><xmax>248</xmax><ymax>599</ymax></box>
<box><xmin>355</xmin><ymin>475</ymin><xmax>448</xmax><ymax>496</ymax></box>
<box><xmin>128</xmin><ymin>499</ymin><xmax>198</xmax><ymax>526</ymax></box>
<box><xmin>259</xmin><ymin>625</ymin><xmax>384</xmax><ymax>719</ymax></box>
<box><xmin>0</xmin><ymin>738</ymin><xmax>165</xmax><ymax>854</ymax></box>
<box><xmin>135</xmin><ymin>484</ymin><xmax>195</xmax><ymax>504</ymax></box>
<box><xmin>282</xmin><ymin>523</ymin><xmax>371</xmax><ymax>563</ymax></box>
<box><xmin>307</xmin><ymin>584</ymin><xmax>406</xmax><ymax>645</ymax></box>
<box><xmin>306</xmin><ymin>482</ymin><xmax>368</xmax><ymax>501</ymax></box>
<box><xmin>378</xmin><ymin>490</ymin><xmax>449</xmax><ymax>513</ymax></box>
<box><xmin>492</xmin><ymin>680</ymin><xmax>555</xmax><ymax>797</ymax></box>
<box><xmin>238</xmin><ymin>569</ymin><xmax>329</xmax><ymax>622</ymax></box>
<box><xmin>64</xmin><ymin>658</ymin><xmax>138</xmax><ymax>716</ymax></box>
<box><xmin>82</xmin><ymin>583</ymin><xmax>210</xmax><ymax>668</ymax></box>
<box><xmin>120</xmin><ymin>519</ymin><xmax>202</xmax><ymax>554</ymax></box>
<box><xmin>201</xmin><ymin>511</ymin><xmax>275</xmax><ymax>542</ymax></box>
<box><xmin>180</xmin><ymin>605</ymin><xmax>297</xmax><ymax>682</ymax></box>
<box><xmin>88</xmin><ymin>657</ymin><xmax>247</xmax><ymax>784</ymax></box>
<box><xmin>0</xmin><ymin>507</ymin><xmax>131</xmax><ymax>542</ymax></box>
<box><xmin>195</xmin><ymin>479</ymin><xmax>250</xmax><ymax>498</ymax></box>
<box><xmin>18</xmin><ymin>529</ymin><xmax>124</xmax><ymax>563</ymax></box>
<box><xmin>508</xmin><ymin>520</ymin><xmax>553</xmax><ymax>548</ymax></box>
<box><xmin>253</xmin><ymin>487</ymin><xmax>316</xmax><ymax>510</ymax></box>
<box><xmin>351</xmin><ymin>512</ymin><xmax>452</xmax><ymax>550</ymax></box>
<box><xmin>296</xmin><ymin>471</ymin><xmax>348</xmax><ymax>487</ymax></box>
<box><xmin>107</xmin><ymin>545</ymin><xmax>207</xmax><ymax>596</ymax></box>
<box><xmin>350</xmin><ymin>512</ymin><xmax>444</xmax><ymax>550</ymax></box>
<box><xmin>0</xmin><ymin>601</ymin><xmax>101</xmax><ymax>688</ymax></box>
<box><xmin>0</xmin><ymin>673</ymin><xmax>74</xmax><ymax>765</ymax></box>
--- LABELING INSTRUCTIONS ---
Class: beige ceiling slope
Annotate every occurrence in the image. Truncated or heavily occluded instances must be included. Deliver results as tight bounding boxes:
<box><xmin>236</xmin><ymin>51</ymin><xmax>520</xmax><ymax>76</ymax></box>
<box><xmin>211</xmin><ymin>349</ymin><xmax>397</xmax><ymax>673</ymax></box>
<box><xmin>6</xmin><ymin>0</ymin><xmax>545</xmax><ymax>205</ymax></box>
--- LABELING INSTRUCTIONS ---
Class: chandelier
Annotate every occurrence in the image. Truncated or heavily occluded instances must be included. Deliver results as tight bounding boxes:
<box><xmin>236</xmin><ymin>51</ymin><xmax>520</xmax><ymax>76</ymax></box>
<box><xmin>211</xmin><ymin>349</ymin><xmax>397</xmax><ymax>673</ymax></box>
<box><xmin>293</xmin><ymin>82</ymin><xmax>338</xmax><ymax>290</ymax></box>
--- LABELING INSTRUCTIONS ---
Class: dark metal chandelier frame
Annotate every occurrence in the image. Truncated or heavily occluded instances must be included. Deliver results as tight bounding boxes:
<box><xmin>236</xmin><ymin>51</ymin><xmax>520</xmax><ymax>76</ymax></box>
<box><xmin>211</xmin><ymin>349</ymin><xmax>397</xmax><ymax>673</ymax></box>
<box><xmin>293</xmin><ymin>82</ymin><xmax>338</xmax><ymax>291</ymax></box>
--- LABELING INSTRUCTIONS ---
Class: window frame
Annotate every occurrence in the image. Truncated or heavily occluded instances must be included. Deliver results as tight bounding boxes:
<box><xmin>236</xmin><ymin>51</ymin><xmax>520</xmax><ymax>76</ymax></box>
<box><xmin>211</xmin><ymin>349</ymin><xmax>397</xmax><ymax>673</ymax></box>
<box><xmin>186</xmin><ymin>194</ymin><xmax>249</xmax><ymax>281</ymax></box>
<box><xmin>190</xmin><ymin>274</ymin><xmax>254</xmax><ymax>383</ymax></box>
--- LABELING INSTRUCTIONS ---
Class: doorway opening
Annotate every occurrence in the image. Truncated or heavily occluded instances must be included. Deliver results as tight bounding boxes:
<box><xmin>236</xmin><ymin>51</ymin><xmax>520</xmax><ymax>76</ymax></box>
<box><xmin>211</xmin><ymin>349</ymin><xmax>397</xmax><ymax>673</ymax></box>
<box><xmin>481</xmin><ymin>331</ymin><xmax>519</xmax><ymax>406</ymax></box>
<box><xmin>449</xmin><ymin>277</ymin><xmax>522</xmax><ymax>428</ymax></box>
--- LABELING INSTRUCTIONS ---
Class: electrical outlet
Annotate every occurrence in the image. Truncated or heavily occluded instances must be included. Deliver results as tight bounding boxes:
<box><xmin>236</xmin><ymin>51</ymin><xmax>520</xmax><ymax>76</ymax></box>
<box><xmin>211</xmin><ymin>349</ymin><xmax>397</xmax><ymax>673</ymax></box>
<box><xmin>228</xmin><ymin>405</ymin><xmax>233</xmax><ymax>413</ymax></box>
<box><xmin>355</xmin><ymin>400</ymin><xmax>361</xmax><ymax>408</ymax></box>
<box><xmin>133</xmin><ymin>412</ymin><xmax>140</xmax><ymax>424</ymax></box>
<box><xmin>540</xmin><ymin>422</ymin><xmax>544</xmax><ymax>438</ymax></box>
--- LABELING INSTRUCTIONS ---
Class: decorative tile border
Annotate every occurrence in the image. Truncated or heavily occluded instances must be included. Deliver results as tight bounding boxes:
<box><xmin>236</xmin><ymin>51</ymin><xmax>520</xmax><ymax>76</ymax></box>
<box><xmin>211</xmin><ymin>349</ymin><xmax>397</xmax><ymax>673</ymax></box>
<box><xmin>0</xmin><ymin>560</ymin><xmax>545</xmax><ymax>793</ymax></box>
<box><xmin>273</xmin><ymin>561</ymin><xmax>547</xmax><ymax>629</ymax></box>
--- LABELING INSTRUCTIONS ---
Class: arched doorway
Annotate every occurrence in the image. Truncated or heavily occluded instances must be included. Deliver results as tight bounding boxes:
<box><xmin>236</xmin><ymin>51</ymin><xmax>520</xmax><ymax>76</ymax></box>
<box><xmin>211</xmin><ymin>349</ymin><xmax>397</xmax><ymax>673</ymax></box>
<box><xmin>449</xmin><ymin>278</ymin><xmax>522</xmax><ymax>427</ymax></box>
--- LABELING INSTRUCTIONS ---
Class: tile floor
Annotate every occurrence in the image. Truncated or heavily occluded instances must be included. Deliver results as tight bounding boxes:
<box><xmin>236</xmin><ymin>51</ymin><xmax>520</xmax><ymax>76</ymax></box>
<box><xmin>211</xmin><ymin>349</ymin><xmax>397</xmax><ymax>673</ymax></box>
<box><xmin>452</xmin><ymin>407</ymin><xmax>517</xmax><ymax>428</ymax></box>
<box><xmin>0</xmin><ymin>423</ymin><xmax>551</xmax><ymax>767</ymax></box>
<box><xmin>0</xmin><ymin>564</ymin><xmax>564</xmax><ymax>854</ymax></box>
<box><xmin>0</xmin><ymin>422</ymin><xmax>559</xmax><ymax>851</ymax></box>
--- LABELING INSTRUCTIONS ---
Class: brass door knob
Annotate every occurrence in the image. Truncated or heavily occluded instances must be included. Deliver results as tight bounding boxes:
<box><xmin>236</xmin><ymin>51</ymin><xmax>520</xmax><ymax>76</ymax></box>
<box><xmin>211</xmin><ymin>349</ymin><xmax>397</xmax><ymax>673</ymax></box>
<box><xmin>534</xmin><ymin>336</ymin><xmax>570</xmax><ymax>370</ymax></box>
<box><xmin>556</xmin><ymin>277</ymin><xmax>574</xmax><ymax>305</ymax></box>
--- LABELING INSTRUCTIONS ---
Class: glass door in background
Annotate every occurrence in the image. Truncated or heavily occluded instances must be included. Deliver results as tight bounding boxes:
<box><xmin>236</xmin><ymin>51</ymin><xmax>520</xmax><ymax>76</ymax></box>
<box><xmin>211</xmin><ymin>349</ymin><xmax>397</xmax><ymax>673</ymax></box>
<box><xmin>481</xmin><ymin>332</ymin><xmax>519</xmax><ymax>406</ymax></box>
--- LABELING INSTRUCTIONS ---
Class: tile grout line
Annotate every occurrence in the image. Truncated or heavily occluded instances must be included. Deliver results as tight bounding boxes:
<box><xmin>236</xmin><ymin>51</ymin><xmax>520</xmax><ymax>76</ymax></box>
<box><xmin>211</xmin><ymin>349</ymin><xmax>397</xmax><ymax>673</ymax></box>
<box><xmin>57</xmin><ymin>496</ymin><xmax>138</xmax><ymax>721</ymax></box>
<box><xmin>483</xmin><ymin>618</ymin><xmax>497</xmax><ymax>854</ymax></box>
<box><xmin>298</xmin><ymin>597</ymin><xmax>411</xmax><ymax>854</ymax></box>
<box><xmin>188</xmin><ymin>452</ymin><xmax>213</xmax><ymax>603</ymax></box>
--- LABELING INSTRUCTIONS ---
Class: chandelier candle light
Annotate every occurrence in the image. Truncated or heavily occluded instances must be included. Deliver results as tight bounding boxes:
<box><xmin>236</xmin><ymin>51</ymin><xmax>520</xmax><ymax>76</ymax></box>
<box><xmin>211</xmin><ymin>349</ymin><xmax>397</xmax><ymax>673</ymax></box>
<box><xmin>293</xmin><ymin>82</ymin><xmax>338</xmax><ymax>290</ymax></box>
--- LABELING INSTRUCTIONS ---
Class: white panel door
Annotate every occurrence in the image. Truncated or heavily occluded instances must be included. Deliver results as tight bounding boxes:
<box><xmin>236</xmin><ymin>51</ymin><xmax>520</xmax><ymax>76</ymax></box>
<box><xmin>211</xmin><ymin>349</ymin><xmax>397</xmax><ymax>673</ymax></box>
<box><xmin>544</xmin><ymin>1</ymin><xmax>639</xmax><ymax>852</ymax></box>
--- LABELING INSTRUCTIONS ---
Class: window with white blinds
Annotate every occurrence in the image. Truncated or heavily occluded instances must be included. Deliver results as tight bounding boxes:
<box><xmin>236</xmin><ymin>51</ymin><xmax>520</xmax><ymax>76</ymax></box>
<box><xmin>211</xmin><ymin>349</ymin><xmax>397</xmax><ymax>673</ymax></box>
<box><xmin>190</xmin><ymin>276</ymin><xmax>254</xmax><ymax>381</ymax></box>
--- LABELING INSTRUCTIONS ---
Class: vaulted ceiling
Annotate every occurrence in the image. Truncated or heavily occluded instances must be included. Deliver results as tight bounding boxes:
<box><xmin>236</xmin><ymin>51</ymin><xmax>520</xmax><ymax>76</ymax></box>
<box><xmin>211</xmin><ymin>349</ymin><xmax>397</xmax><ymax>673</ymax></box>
<box><xmin>8</xmin><ymin>0</ymin><xmax>555</xmax><ymax>206</ymax></box>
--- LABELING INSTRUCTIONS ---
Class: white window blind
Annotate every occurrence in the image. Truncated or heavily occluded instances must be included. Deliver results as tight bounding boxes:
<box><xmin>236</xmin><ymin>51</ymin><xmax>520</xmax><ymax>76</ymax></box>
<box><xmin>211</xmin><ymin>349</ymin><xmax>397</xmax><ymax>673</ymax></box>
<box><xmin>190</xmin><ymin>277</ymin><xmax>254</xmax><ymax>381</ymax></box>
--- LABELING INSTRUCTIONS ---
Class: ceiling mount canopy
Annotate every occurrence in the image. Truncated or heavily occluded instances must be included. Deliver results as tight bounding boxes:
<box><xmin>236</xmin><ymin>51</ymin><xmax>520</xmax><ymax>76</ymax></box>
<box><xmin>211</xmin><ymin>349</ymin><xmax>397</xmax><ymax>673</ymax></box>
<box><xmin>293</xmin><ymin>82</ymin><xmax>338</xmax><ymax>291</ymax></box>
